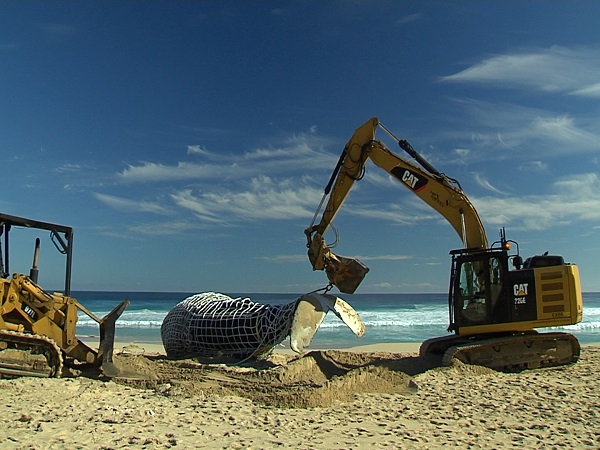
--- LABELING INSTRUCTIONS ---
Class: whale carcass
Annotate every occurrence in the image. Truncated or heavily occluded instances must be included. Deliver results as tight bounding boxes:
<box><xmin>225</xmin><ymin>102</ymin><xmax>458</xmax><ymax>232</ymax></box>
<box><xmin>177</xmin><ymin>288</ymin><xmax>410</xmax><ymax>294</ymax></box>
<box><xmin>161</xmin><ymin>292</ymin><xmax>365</xmax><ymax>361</ymax></box>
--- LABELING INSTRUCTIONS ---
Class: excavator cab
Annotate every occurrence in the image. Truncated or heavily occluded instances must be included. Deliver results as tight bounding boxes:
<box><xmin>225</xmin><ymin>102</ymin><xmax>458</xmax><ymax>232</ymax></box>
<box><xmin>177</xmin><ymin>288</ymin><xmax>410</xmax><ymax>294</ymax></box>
<box><xmin>449</xmin><ymin>247</ymin><xmax>511</xmax><ymax>330</ymax></box>
<box><xmin>439</xmin><ymin>238</ymin><xmax>583</xmax><ymax>369</ymax></box>
<box><xmin>448</xmin><ymin>230</ymin><xmax>582</xmax><ymax>336</ymax></box>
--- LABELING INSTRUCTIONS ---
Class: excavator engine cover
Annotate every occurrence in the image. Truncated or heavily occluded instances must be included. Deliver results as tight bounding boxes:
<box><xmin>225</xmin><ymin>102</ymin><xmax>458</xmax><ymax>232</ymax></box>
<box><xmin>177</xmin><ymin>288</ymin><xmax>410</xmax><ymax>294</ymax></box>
<box><xmin>325</xmin><ymin>252</ymin><xmax>370</xmax><ymax>294</ymax></box>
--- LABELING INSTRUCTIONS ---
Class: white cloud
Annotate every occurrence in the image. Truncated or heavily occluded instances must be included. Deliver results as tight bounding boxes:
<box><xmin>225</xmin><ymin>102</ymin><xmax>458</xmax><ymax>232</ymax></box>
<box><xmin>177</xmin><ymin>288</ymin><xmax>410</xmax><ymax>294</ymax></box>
<box><xmin>186</xmin><ymin>145</ymin><xmax>212</xmax><ymax>156</ymax></box>
<box><xmin>362</xmin><ymin>170</ymin><xmax>397</xmax><ymax>189</ymax></box>
<box><xmin>93</xmin><ymin>193</ymin><xmax>170</xmax><ymax>215</ymax></box>
<box><xmin>451</xmin><ymin>148</ymin><xmax>471</xmax><ymax>166</ymax></box>
<box><xmin>529</xmin><ymin>115</ymin><xmax>598</xmax><ymax>148</ymax></box>
<box><xmin>356</xmin><ymin>254</ymin><xmax>412</xmax><ymax>261</ymax></box>
<box><xmin>473</xmin><ymin>173</ymin><xmax>507</xmax><ymax>195</ymax></box>
<box><xmin>305</xmin><ymin>171</ymin><xmax>600</xmax><ymax>234</ymax></box>
<box><xmin>54</xmin><ymin>164</ymin><xmax>82</xmax><ymax>174</ymax></box>
<box><xmin>259</xmin><ymin>254</ymin><xmax>307</xmax><ymax>263</ymax></box>
<box><xmin>118</xmin><ymin>161</ymin><xmax>234</xmax><ymax>183</ymax></box>
<box><xmin>553</xmin><ymin>172</ymin><xmax>598</xmax><ymax>198</ymax></box>
<box><xmin>104</xmin><ymin>121</ymin><xmax>600</xmax><ymax>240</ymax></box>
<box><xmin>243</xmin><ymin>132</ymin><xmax>334</xmax><ymax>164</ymax></box>
<box><xmin>126</xmin><ymin>220</ymin><xmax>202</xmax><ymax>236</ymax></box>
<box><xmin>259</xmin><ymin>253</ymin><xmax>411</xmax><ymax>263</ymax></box>
<box><xmin>571</xmin><ymin>81</ymin><xmax>600</xmax><ymax>98</ymax></box>
<box><xmin>396</xmin><ymin>13</ymin><xmax>421</xmax><ymax>26</ymax></box>
<box><xmin>349</xmin><ymin>201</ymin><xmax>439</xmax><ymax>225</ymax></box>
<box><xmin>99</xmin><ymin>130</ymin><xmax>343</xmax><ymax>235</ymax></box>
<box><xmin>171</xmin><ymin>176</ymin><xmax>323</xmax><ymax>223</ymax></box>
<box><xmin>472</xmin><ymin>173</ymin><xmax>600</xmax><ymax>231</ymax></box>
<box><xmin>119</xmin><ymin>132</ymin><xmax>336</xmax><ymax>183</ymax></box>
<box><xmin>370</xmin><ymin>282</ymin><xmax>391</xmax><ymax>289</ymax></box>
<box><xmin>441</xmin><ymin>98</ymin><xmax>600</xmax><ymax>159</ymax></box>
<box><xmin>517</xmin><ymin>161</ymin><xmax>548</xmax><ymax>173</ymax></box>
<box><xmin>439</xmin><ymin>45</ymin><xmax>600</xmax><ymax>97</ymax></box>
<box><xmin>169</xmin><ymin>190</ymin><xmax>223</xmax><ymax>223</ymax></box>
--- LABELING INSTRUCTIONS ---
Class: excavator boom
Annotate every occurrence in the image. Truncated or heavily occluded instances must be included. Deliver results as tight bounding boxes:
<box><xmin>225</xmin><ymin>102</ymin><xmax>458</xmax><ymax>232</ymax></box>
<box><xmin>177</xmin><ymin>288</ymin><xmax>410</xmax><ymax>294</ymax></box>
<box><xmin>305</xmin><ymin>117</ymin><xmax>487</xmax><ymax>293</ymax></box>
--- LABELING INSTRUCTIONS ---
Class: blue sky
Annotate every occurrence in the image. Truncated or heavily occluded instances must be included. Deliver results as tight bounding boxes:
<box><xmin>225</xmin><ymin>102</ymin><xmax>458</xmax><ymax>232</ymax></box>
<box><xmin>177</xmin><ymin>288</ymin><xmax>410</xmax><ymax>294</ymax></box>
<box><xmin>1</xmin><ymin>1</ymin><xmax>599</xmax><ymax>293</ymax></box>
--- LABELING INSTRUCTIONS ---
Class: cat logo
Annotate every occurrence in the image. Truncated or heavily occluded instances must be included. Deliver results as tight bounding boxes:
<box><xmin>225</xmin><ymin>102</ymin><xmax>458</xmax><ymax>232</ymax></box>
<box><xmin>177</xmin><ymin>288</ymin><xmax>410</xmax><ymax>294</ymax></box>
<box><xmin>402</xmin><ymin>170</ymin><xmax>420</xmax><ymax>189</ymax></box>
<box><xmin>390</xmin><ymin>167</ymin><xmax>428</xmax><ymax>192</ymax></box>
<box><xmin>513</xmin><ymin>283</ymin><xmax>529</xmax><ymax>296</ymax></box>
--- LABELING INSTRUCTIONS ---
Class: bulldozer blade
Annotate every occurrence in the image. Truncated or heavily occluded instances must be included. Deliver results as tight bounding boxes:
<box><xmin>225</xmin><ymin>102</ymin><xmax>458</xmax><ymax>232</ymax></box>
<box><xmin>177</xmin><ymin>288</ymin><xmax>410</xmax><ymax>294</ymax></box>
<box><xmin>325</xmin><ymin>252</ymin><xmax>370</xmax><ymax>294</ymax></box>
<box><xmin>100</xmin><ymin>361</ymin><xmax>120</xmax><ymax>378</ymax></box>
<box><xmin>98</xmin><ymin>299</ymin><xmax>130</xmax><ymax>376</ymax></box>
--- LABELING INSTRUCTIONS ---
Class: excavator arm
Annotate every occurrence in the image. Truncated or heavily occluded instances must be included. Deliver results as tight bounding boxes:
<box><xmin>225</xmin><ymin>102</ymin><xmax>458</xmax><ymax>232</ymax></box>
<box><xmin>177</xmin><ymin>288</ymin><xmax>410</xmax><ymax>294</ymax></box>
<box><xmin>305</xmin><ymin>117</ymin><xmax>488</xmax><ymax>293</ymax></box>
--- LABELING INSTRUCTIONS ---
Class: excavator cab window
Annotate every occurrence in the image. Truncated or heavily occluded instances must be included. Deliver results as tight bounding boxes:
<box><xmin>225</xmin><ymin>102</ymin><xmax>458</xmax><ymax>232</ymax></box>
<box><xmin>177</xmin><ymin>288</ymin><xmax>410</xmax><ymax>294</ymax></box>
<box><xmin>452</xmin><ymin>251</ymin><xmax>508</xmax><ymax>328</ymax></box>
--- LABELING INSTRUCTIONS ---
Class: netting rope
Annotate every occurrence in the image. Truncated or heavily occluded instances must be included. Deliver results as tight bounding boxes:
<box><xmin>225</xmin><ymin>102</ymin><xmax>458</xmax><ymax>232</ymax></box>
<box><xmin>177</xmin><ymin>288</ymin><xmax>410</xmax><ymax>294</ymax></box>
<box><xmin>161</xmin><ymin>292</ymin><xmax>298</xmax><ymax>361</ymax></box>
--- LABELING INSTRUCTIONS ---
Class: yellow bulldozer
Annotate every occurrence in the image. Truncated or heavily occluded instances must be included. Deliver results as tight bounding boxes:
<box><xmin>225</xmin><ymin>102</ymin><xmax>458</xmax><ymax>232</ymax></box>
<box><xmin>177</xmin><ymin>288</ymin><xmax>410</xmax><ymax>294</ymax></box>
<box><xmin>0</xmin><ymin>212</ymin><xmax>128</xmax><ymax>378</ymax></box>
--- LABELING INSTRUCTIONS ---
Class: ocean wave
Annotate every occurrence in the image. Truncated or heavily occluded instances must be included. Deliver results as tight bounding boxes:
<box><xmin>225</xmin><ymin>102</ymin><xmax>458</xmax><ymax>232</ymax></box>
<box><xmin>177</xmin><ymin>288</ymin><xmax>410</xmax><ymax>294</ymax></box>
<box><xmin>78</xmin><ymin>319</ymin><xmax>165</xmax><ymax>328</ymax></box>
<box><xmin>552</xmin><ymin>322</ymin><xmax>600</xmax><ymax>331</ymax></box>
<box><xmin>77</xmin><ymin>306</ymin><xmax>600</xmax><ymax>331</ymax></box>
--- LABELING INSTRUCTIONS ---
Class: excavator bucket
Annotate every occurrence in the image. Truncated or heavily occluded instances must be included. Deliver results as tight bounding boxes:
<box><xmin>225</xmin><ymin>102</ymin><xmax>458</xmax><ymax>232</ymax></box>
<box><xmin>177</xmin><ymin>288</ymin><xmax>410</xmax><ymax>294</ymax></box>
<box><xmin>324</xmin><ymin>252</ymin><xmax>370</xmax><ymax>294</ymax></box>
<box><xmin>97</xmin><ymin>299</ymin><xmax>130</xmax><ymax>376</ymax></box>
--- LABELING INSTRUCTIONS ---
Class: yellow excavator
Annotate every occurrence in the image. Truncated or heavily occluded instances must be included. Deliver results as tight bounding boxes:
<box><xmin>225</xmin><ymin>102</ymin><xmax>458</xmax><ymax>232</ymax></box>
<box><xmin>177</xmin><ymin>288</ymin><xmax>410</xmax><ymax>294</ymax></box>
<box><xmin>305</xmin><ymin>117</ymin><xmax>583</xmax><ymax>371</ymax></box>
<box><xmin>0</xmin><ymin>213</ymin><xmax>129</xmax><ymax>377</ymax></box>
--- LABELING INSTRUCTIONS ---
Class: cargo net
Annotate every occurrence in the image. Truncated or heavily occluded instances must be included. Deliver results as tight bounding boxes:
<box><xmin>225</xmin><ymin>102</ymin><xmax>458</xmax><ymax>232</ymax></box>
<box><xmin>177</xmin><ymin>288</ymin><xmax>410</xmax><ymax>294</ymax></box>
<box><xmin>161</xmin><ymin>292</ymin><xmax>298</xmax><ymax>361</ymax></box>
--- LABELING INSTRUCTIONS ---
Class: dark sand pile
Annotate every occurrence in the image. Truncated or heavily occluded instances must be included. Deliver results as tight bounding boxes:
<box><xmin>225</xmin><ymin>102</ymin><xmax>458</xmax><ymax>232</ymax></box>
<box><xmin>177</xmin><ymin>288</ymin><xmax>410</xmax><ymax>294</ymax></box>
<box><xmin>112</xmin><ymin>349</ymin><xmax>428</xmax><ymax>408</ymax></box>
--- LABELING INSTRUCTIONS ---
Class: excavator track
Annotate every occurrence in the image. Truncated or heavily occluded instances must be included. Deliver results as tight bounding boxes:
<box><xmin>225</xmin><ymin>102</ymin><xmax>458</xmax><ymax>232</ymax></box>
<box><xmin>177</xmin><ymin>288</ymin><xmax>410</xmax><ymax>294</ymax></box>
<box><xmin>0</xmin><ymin>330</ymin><xmax>63</xmax><ymax>378</ymax></box>
<box><xmin>420</xmin><ymin>332</ymin><xmax>580</xmax><ymax>372</ymax></box>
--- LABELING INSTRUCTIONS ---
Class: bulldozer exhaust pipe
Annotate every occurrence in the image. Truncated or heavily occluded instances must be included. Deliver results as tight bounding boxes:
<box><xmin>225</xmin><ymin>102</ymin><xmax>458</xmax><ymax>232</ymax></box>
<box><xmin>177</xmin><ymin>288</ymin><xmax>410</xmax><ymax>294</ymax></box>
<box><xmin>29</xmin><ymin>238</ymin><xmax>40</xmax><ymax>284</ymax></box>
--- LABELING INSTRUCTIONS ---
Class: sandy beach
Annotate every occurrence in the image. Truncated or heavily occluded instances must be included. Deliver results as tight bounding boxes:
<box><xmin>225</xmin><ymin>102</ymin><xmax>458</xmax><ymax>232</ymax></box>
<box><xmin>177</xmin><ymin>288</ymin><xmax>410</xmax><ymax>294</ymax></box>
<box><xmin>1</xmin><ymin>342</ymin><xmax>598</xmax><ymax>449</ymax></box>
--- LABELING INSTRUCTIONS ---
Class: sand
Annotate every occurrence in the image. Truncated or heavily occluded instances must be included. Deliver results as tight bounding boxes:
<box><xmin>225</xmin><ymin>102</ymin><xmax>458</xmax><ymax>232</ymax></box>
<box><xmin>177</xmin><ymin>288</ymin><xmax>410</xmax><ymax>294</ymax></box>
<box><xmin>1</xmin><ymin>342</ymin><xmax>599</xmax><ymax>449</ymax></box>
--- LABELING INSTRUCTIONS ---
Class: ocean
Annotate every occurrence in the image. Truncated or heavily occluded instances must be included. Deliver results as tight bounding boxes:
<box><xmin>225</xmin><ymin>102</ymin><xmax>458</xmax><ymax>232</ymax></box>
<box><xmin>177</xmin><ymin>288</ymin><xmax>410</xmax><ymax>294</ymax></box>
<box><xmin>73</xmin><ymin>291</ymin><xmax>600</xmax><ymax>350</ymax></box>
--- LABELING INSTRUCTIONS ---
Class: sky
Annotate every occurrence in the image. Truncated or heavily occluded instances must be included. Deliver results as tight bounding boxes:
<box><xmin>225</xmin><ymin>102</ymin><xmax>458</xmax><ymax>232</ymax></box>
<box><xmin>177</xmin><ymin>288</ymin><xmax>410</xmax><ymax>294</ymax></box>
<box><xmin>1</xmin><ymin>1</ymin><xmax>599</xmax><ymax>294</ymax></box>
